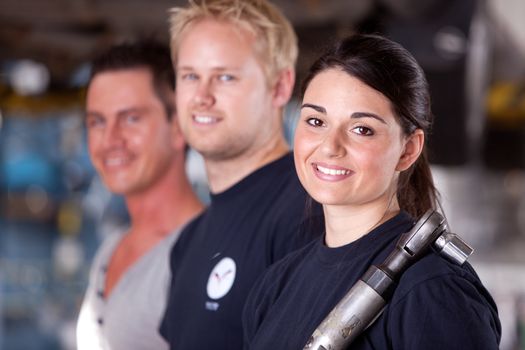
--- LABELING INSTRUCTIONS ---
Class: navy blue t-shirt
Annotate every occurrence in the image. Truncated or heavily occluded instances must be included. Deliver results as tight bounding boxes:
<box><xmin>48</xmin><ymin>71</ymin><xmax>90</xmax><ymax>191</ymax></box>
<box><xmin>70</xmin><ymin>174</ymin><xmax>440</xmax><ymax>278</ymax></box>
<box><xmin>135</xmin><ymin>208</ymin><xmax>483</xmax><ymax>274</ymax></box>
<box><xmin>243</xmin><ymin>212</ymin><xmax>501</xmax><ymax>349</ymax></box>
<box><xmin>160</xmin><ymin>153</ymin><xmax>322</xmax><ymax>349</ymax></box>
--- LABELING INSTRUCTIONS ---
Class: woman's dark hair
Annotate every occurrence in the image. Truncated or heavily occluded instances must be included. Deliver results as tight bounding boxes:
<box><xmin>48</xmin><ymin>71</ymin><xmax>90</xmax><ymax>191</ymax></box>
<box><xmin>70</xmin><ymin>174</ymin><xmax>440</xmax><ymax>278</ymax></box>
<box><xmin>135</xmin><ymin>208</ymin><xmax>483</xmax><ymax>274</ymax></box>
<box><xmin>301</xmin><ymin>34</ymin><xmax>437</xmax><ymax>218</ymax></box>
<box><xmin>89</xmin><ymin>39</ymin><xmax>175</xmax><ymax>119</ymax></box>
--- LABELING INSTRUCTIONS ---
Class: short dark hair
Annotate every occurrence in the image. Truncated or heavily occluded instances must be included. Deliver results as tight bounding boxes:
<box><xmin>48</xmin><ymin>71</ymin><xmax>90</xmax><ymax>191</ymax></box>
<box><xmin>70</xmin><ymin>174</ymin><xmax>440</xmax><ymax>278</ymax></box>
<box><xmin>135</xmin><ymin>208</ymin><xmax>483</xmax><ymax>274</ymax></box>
<box><xmin>89</xmin><ymin>39</ymin><xmax>175</xmax><ymax>119</ymax></box>
<box><xmin>301</xmin><ymin>34</ymin><xmax>437</xmax><ymax>218</ymax></box>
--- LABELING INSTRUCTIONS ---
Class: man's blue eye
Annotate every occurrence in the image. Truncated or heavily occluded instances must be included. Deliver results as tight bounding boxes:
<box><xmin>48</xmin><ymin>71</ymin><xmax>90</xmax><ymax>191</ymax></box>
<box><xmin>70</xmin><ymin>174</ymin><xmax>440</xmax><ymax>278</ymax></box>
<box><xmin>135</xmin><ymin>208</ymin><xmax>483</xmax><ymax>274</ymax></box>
<box><xmin>218</xmin><ymin>74</ymin><xmax>234</xmax><ymax>82</ymax></box>
<box><xmin>125</xmin><ymin>115</ymin><xmax>140</xmax><ymax>123</ymax></box>
<box><xmin>181</xmin><ymin>73</ymin><xmax>198</xmax><ymax>81</ymax></box>
<box><xmin>87</xmin><ymin>116</ymin><xmax>104</xmax><ymax>128</ymax></box>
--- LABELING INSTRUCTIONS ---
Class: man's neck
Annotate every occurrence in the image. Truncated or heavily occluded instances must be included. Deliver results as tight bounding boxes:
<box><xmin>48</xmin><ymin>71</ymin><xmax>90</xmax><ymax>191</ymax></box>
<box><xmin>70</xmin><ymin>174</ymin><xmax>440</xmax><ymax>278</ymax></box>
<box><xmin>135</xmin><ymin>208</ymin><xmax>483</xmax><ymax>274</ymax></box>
<box><xmin>205</xmin><ymin>136</ymin><xmax>289</xmax><ymax>194</ymax></box>
<box><xmin>125</xmin><ymin>165</ymin><xmax>203</xmax><ymax>238</ymax></box>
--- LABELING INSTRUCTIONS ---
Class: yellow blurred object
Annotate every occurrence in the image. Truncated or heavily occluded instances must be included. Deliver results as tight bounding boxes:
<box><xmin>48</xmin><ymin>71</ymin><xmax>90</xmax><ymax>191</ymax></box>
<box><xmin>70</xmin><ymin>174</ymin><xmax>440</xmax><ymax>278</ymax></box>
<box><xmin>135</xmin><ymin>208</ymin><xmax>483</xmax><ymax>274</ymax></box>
<box><xmin>57</xmin><ymin>200</ymin><xmax>82</xmax><ymax>236</ymax></box>
<box><xmin>0</xmin><ymin>86</ymin><xmax>85</xmax><ymax>115</ymax></box>
<box><xmin>487</xmin><ymin>82</ymin><xmax>525</xmax><ymax>127</ymax></box>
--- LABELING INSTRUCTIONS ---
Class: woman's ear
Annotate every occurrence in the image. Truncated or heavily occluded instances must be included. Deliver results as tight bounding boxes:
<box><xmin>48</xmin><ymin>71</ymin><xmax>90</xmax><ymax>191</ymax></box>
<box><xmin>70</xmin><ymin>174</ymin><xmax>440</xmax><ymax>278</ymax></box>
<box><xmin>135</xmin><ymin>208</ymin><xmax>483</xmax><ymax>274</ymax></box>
<box><xmin>396</xmin><ymin>129</ymin><xmax>424</xmax><ymax>171</ymax></box>
<box><xmin>272</xmin><ymin>68</ymin><xmax>295</xmax><ymax>108</ymax></box>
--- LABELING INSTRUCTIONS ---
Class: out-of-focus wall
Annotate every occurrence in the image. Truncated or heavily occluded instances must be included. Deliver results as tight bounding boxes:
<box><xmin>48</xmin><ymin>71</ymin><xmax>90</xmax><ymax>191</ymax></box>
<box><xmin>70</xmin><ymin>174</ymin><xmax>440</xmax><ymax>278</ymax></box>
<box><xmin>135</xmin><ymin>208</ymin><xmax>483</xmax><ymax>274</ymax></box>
<box><xmin>489</xmin><ymin>0</ymin><xmax>525</xmax><ymax>52</ymax></box>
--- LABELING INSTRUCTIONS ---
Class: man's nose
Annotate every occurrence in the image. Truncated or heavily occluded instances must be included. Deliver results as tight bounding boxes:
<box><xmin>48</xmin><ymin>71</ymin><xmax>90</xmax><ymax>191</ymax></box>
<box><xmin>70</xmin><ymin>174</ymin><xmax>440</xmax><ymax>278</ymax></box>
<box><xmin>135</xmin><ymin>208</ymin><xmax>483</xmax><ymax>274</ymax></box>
<box><xmin>193</xmin><ymin>80</ymin><xmax>215</xmax><ymax>108</ymax></box>
<box><xmin>103</xmin><ymin>121</ymin><xmax>125</xmax><ymax>148</ymax></box>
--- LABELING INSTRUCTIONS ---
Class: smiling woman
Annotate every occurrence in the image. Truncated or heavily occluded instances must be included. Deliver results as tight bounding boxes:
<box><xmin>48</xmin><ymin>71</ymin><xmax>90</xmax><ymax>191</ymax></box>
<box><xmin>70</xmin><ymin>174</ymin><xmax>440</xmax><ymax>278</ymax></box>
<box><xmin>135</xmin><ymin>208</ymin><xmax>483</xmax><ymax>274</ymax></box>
<box><xmin>294</xmin><ymin>70</ymin><xmax>422</xmax><ymax>238</ymax></box>
<box><xmin>242</xmin><ymin>34</ymin><xmax>501</xmax><ymax>350</ymax></box>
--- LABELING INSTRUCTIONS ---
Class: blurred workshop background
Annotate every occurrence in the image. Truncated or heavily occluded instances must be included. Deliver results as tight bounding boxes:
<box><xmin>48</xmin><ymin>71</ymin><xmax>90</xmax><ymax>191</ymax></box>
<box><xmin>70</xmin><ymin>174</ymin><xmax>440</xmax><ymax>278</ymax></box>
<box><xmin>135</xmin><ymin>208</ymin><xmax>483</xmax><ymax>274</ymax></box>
<box><xmin>1</xmin><ymin>0</ymin><xmax>525</xmax><ymax>349</ymax></box>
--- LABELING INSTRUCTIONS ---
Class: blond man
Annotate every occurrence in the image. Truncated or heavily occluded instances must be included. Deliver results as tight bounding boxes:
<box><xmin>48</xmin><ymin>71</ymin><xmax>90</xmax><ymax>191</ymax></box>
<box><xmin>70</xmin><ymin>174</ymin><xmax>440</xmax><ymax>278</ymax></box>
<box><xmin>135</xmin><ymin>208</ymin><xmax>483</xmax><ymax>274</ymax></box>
<box><xmin>160</xmin><ymin>0</ymin><xmax>321</xmax><ymax>348</ymax></box>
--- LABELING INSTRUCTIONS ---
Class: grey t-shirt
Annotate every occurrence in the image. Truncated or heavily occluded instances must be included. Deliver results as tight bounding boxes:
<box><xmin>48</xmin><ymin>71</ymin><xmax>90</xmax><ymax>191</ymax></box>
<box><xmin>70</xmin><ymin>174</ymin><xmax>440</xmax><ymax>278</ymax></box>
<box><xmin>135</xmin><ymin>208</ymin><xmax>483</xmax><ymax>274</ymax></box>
<box><xmin>76</xmin><ymin>229</ymin><xmax>180</xmax><ymax>350</ymax></box>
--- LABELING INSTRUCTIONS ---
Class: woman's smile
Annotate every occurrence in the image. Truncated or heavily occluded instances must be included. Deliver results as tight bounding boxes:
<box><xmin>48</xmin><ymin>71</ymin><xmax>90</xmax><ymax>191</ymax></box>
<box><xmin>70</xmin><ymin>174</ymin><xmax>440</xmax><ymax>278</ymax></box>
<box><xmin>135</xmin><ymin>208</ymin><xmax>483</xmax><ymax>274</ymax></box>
<box><xmin>312</xmin><ymin>162</ymin><xmax>353</xmax><ymax>181</ymax></box>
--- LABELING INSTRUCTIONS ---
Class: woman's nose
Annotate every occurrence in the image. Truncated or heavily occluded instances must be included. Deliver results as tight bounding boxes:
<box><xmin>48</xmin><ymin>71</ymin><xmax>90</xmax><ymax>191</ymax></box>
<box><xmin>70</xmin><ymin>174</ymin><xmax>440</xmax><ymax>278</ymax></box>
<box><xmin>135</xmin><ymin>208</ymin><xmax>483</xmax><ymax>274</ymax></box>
<box><xmin>320</xmin><ymin>129</ymin><xmax>346</xmax><ymax>158</ymax></box>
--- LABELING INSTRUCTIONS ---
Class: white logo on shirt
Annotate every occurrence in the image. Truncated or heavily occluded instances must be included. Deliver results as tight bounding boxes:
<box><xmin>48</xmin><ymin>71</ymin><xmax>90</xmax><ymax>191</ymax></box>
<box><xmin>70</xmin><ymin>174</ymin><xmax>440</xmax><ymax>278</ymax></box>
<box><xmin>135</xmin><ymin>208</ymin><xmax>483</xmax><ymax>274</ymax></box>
<box><xmin>206</xmin><ymin>257</ymin><xmax>236</xmax><ymax>300</ymax></box>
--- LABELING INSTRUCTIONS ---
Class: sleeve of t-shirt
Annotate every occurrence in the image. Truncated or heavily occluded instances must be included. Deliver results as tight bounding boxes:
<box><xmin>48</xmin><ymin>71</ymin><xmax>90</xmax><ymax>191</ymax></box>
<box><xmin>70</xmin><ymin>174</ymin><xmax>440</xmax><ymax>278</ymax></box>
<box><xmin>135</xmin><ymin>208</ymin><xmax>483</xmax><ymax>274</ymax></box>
<box><xmin>386</xmin><ymin>273</ymin><xmax>501</xmax><ymax>350</ymax></box>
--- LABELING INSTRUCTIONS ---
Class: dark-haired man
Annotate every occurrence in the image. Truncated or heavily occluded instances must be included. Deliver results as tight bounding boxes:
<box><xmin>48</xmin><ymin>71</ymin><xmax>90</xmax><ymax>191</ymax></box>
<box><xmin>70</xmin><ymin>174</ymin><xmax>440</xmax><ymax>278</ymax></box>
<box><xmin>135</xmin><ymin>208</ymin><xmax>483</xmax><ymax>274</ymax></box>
<box><xmin>76</xmin><ymin>40</ymin><xmax>203</xmax><ymax>350</ymax></box>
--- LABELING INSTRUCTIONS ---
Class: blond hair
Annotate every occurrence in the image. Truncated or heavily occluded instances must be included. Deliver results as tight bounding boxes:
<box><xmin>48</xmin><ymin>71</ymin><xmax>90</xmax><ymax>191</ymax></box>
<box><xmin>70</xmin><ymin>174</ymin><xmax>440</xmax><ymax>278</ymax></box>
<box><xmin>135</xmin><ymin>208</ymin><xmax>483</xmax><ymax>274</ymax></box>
<box><xmin>168</xmin><ymin>0</ymin><xmax>298</xmax><ymax>83</ymax></box>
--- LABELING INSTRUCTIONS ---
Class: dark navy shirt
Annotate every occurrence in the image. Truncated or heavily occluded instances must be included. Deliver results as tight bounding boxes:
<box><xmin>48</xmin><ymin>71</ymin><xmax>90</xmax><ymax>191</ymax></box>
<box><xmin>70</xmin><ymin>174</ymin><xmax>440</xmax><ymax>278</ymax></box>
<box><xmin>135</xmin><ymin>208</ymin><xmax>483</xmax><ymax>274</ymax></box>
<box><xmin>243</xmin><ymin>212</ymin><xmax>501</xmax><ymax>350</ymax></box>
<box><xmin>160</xmin><ymin>153</ymin><xmax>322</xmax><ymax>349</ymax></box>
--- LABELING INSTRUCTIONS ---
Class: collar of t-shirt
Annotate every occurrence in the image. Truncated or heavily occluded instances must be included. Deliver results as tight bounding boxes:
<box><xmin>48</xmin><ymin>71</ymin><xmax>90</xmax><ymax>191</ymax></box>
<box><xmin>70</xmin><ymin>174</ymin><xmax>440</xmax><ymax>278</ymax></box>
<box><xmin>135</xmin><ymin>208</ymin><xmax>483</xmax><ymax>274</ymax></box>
<box><xmin>314</xmin><ymin>211</ymin><xmax>413</xmax><ymax>266</ymax></box>
<box><xmin>209</xmin><ymin>152</ymin><xmax>294</xmax><ymax>204</ymax></box>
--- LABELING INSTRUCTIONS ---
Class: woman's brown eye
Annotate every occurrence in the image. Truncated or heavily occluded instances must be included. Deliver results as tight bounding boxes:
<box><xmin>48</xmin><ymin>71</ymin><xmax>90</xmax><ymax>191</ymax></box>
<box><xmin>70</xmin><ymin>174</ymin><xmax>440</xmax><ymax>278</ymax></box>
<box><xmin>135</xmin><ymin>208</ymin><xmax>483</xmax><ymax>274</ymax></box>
<box><xmin>307</xmin><ymin>118</ymin><xmax>324</xmax><ymax>127</ymax></box>
<box><xmin>354</xmin><ymin>126</ymin><xmax>373</xmax><ymax>136</ymax></box>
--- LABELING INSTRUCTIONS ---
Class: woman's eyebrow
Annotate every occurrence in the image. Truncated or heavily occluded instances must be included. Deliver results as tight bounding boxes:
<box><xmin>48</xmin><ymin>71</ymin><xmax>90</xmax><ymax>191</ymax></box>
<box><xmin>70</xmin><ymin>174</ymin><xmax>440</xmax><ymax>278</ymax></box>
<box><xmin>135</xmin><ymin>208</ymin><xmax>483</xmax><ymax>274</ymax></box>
<box><xmin>301</xmin><ymin>103</ymin><xmax>326</xmax><ymax>114</ymax></box>
<box><xmin>301</xmin><ymin>104</ymin><xmax>387</xmax><ymax>125</ymax></box>
<box><xmin>351</xmin><ymin>112</ymin><xmax>387</xmax><ymax>124</ymax></box>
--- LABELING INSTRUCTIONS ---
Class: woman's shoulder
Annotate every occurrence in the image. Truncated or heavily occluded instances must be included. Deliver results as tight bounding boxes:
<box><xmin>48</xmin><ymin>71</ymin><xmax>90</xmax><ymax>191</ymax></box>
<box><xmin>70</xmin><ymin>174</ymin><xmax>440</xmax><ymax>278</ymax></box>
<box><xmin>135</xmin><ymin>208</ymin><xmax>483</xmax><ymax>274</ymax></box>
<box><xmin>385</xmin><ymin>252</ymin><xmax>501</xmax><ymax>348</ymax></box>
<box><xmin>394</xmin><ymin>252</ymin><xmax>485</xmax><ymax>299</ymax></box>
